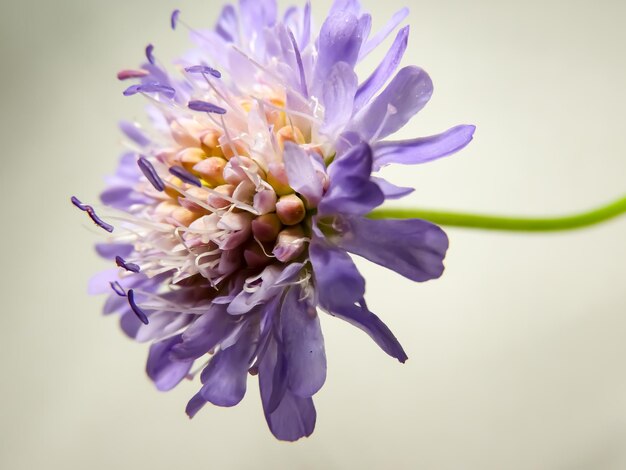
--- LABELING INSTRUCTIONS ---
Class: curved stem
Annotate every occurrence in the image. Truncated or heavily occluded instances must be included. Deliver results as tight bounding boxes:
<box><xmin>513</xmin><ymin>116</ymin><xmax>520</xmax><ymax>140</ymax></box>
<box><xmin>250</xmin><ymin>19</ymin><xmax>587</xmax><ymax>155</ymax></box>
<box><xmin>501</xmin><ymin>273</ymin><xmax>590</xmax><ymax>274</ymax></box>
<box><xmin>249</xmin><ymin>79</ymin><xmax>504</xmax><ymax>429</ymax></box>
<box><xmin>367</xmin><ymin>195</ymin><xmax>626</xmax><ymax>231</ymax></box>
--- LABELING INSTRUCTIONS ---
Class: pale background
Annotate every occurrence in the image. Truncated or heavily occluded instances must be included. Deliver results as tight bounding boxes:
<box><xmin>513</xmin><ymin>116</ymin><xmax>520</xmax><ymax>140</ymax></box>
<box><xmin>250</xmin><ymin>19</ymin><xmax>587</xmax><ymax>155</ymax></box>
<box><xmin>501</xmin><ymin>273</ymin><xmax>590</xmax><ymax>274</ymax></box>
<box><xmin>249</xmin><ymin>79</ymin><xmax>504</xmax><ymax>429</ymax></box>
<box><xmin>1</xmin><ymin>0</ymin><xmax>625</xmax><ymax>468</ymax></box>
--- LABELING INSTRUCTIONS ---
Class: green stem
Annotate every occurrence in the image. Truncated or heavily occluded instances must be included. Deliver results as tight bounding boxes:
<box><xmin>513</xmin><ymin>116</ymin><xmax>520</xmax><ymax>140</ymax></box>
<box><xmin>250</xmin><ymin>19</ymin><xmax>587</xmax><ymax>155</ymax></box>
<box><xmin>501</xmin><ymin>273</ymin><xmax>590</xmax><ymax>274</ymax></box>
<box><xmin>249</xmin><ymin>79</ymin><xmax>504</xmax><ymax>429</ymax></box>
<box><xmin>367</xmin><ymin>195</ymin><xmax>626</xmax><ymax>232</ymax></box>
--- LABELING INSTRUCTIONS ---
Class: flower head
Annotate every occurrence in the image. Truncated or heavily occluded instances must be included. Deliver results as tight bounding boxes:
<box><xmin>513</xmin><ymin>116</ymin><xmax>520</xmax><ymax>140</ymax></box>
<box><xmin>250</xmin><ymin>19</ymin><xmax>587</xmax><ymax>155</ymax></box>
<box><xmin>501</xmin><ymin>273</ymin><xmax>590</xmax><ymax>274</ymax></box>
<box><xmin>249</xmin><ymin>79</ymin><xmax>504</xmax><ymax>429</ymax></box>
<box><xmin>76</xmin><ymin>0</ymin><xmax>475</xmax><ymax>441</ymax></box>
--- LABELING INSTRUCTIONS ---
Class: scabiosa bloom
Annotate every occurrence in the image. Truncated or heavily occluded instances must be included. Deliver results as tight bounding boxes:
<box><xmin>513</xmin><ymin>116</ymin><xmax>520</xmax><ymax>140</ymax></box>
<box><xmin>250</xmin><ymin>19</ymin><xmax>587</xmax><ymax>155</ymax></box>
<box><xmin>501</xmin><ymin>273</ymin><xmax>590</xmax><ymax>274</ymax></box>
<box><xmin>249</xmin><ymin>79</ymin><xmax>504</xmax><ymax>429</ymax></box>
<box><xmin>76</xmin><ymin>0</ymin><xmax>475</xmax><ymax>441</ymax></box>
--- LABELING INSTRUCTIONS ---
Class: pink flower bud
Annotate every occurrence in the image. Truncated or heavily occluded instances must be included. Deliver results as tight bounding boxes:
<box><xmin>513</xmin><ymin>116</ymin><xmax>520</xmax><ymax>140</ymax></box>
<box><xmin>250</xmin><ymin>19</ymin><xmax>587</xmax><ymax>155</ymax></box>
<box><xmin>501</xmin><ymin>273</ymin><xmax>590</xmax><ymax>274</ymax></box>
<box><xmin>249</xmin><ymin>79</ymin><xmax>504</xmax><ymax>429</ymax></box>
<box><xmin>273</xmin><ymin>226</ymin><xmax>306</xmax><ymax>262</ymax></box>
<box><xmin>208</xmin><ymin>184</ymin><xmax>235</xmax><ymax>209</ymax></box>
<box><xmin>253</xmin><ymin>187</ymin><xmax>277</xmax><ymax>214</ymax></box>
<box><xmin>193</xmin><ymin>157</ymin><xmax>227</xmax><ymax>186</ymax></box>
<box><xmin>251</xmin><ymin>213</ymin><xmax>282</xmax><ymax>242</ymax></box>
<box><xmin>276</xmin><ymin>194</ymin><xmax>305</xmax><ymax>226</ymax></box>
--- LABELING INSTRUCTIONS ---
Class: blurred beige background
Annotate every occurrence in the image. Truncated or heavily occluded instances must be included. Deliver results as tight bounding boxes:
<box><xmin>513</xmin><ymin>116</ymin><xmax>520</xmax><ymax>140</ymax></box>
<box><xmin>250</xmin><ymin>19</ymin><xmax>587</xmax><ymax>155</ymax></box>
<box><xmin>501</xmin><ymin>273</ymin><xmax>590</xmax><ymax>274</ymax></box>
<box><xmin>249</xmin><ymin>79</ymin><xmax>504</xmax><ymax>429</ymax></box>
<box><xmin>1</xmin><ymin>0</ymin><xmax>625</xmax><ymax>469</ymax></box>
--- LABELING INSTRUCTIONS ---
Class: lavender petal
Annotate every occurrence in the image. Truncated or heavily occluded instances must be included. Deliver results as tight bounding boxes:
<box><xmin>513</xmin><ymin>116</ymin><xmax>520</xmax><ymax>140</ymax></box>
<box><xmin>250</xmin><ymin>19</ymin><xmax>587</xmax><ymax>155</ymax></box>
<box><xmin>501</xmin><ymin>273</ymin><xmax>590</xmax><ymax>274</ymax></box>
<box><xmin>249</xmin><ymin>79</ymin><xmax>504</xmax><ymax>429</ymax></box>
<box><xmin>372</xmin><ymin>125</ymin><xmax>476</xmax><ymax>170</ymax></box>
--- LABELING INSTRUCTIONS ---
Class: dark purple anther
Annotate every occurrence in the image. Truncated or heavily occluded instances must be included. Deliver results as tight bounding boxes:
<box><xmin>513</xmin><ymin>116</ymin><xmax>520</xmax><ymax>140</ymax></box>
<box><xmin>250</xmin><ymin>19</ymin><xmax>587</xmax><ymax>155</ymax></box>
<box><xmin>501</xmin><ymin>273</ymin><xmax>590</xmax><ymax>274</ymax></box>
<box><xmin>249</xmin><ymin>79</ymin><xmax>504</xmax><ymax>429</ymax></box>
<box><xmin>184</xmin><ymin>65</ymin><xmax>221</xmax><ymax>78</ymax></box>
<box><xmin>123</xmin><ymin>83</ymin><xmax>176</xmax><ymax>99</ymax></box>
<box><xmin>117</xmin><ymin>69</ymin><xmax>149</xmax><ymax>80</ymax></box>
<box><xmin>128</xmin><ymin>289</ymin><xmax>149</xmax><ymax>325</ymax></box>
<box><xmin>88</xmin><ymin>211</ymin><xmax>115</xmax><ymax>233</ymax></box>
<box><xmin>188</xmin><ymin>100</ymin><xmax>227</xmax><ymax>114</ymax></box>
<box><xmin>171</xmin><ymin>9</ymin><xmax>181</xmax><ymax>30</ymax></box>
<box><xmin>110</xmin><ymin>281</ymin><xmax>127</xmax><ymax>297</ymax></box>
<box><xmin>169</xmin><ymin>166</ymin><xmax>202</xmax><ymax>187</ymax></box>
<box><xmin>146</xmin><ymin>44</ymin><xmax>155</xmax><ymax>64</ymax></box>
<box><xmin>115</xmin><ymin>256</ymin><xmax>141</xmax><ymax>273</ymax></box>
<box><xmin>71</xmin><ymin>196</ymin><xmax>88</xmax><ymax>211</ymax></box>
<box><xmin>137</xmin><ymin>156</ymin><xmax>165</xmax><ymax>191</ymax></box>
<box><xmin>71</xmin><ymin>196</ymin><xmax>114</xmax><ymax>232</ymax></box>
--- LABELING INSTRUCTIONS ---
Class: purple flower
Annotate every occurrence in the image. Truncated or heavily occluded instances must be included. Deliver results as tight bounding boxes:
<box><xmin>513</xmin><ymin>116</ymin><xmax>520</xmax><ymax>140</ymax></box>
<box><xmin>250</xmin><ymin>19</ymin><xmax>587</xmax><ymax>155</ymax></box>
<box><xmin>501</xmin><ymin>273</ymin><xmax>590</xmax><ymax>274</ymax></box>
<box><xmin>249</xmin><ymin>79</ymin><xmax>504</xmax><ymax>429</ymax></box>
<box><xmin>79</xmin><ymin>0</ymin><xmax>475</xmax><ymax>441</ymax></box>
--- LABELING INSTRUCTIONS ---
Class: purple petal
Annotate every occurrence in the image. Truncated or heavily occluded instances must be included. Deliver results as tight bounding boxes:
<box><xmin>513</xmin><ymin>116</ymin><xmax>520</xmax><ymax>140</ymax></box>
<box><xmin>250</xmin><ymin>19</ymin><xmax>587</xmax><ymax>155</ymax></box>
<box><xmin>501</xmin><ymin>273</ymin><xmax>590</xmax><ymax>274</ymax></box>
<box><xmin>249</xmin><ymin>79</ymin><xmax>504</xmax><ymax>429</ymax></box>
<box><xmin>318</xmin><ymin>143</ymin><xmax>384</xmax><ymax>216</ymax></box>
<box><xmin>310</xmin><ymin>239</ymin><xmax>364</xmax><ymax>307</ymax></box>
<box><xmin>135</xmin><ymin>310</ymin><xmax>193</xmax><ymax>343</ymax></box>
<box><xmin>371</xmin><ymin>176</ymin><xmax>414</xmax><ymax>200</ymax></box>
<box><xmin>88</xmin><ymin>268</ymin><xmax>120</xmax><ymax>295</ymax></box>
<box><xmin>197</xmin><ymin>326</ymin><xmax>255</xmax><ymax>407</ymax></box>
<box><xmin>283</xmin><ymin>142</ymin><xmax>323</xmax><ymax>207</ymax></box>
<box><xmin>239</xmin><ymin>0</ymin><xmax>277</xmax><ymax>34</ymax></box>
<box><xmin>172</xmin><ymin>304</ymin><xmax>237</xmax><ymax>360</ymax></box>
<box><xmin>354</xmin><ymin>26</ymin><xmax>409</xmax><ymax>112</ymax></box>
<box><xmin>328</xmin><ymin>302</ymin><xmax>408</xmax><ymax>363</ymax></box>
<box><xmin>320</xmin><ymin>62</ymin><xmax>358</xmax><ymax>136</ymax></box>
<box><xmin>372</xmin><ymin>125</ymin><xmax>476</xmax><ymax>170</ymax></box>
<box><xmin>310</xmin><ymin>239</ymin><xmax>407</xmax><ymax>362</ymax></box>
<box><xmin>119</xmin><ymin>120</ymin><xmax>150</xmax><ymax>147</ymax></box>
<box><xmin>186</xmin><ymin>392</ymin><xmax>207</xmax><ymax>418</ymax></box>
<box><xmin>312</xmin><ymin>12</ymin><xmax>364</xmax><ymax>95</ymax></box>
<box><xmin>287</xmin><ymin>29</ymin><xmax>308</xmax><ymax>97</ymax></box>
<box><xmin>348</xmin><ymin>66</ymin><xmax>433</xmax><ymax>142</ymax></box>
<box><xmin>329</xmin><ymin>0</ymin><xmax>361</xmax><ymax>16</ymax></box>
<box><xmin>259</xmin><ymin>339</ymin><xmax>316</xmax><ymax>441</ymax></box>
<box><xmin>281</xmin><ymin>287</ymin><xmax>326</xmax><ymax>398</ymax></box>
<box><xmin>146</xmin><ymin>334</ymin><xmax>193</xmax><ymax>391</ymax></box>
<box><xmin>359</xmin><ymin>8</ymin><xmax>409</xmax><ymax>60</ymax></box>
<box><xmin>95</xmin><ymin>242</ymin><xmax>133</xmax><ymax>260</ymax></box>
<box><xmin>336</xmin><ymin>217</ymin><xmax>449</xmax><ymax>282</ymax></box>
<box><xmin>215</xmin><ymin>5</ymin><xmax>238</xmax><ymax>43</ymax></box>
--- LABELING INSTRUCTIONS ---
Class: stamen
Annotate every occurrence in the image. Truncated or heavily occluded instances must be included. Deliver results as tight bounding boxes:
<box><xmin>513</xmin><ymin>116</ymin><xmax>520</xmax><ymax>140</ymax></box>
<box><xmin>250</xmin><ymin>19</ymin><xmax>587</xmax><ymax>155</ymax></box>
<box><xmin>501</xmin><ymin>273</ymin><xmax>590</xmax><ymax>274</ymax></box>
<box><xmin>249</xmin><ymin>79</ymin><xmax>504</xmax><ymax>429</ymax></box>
<box><xmin>145</xmin><ymin>44</ymin><xmax>155</xmax><ymax>64</ymax></box>
<box><xmin>117</xmin><ymin>69</ymin><xmax>149</xmax><ymax>80</ymax></box>
<box><xmin>115</xmin><ymin>255</ymin><xmax>141</xmax><ymax>273</ymax></box>
<box><xmin>110</xmin><ymin>281</ymin><xmax>126</xmax><ymax>297</ymax></box>
<box><xmin>123</xmin><ymin>83</ymin><xmax>176</xmax><ymax>99</ymax></box>
<box><xmin>184</xmin><ymin>65</ymin><xmax>221</xmax><ymax>79</ymax></box>
<box><xmin>71</xmin><ymin>196</ymin><xmax>88</xmax><ymax>211</ymax></box>
<box><xmin>70</xmin><ymin>196</ymin><xmax>114</xmax><ymax>232</ymax></box>
<box><xmin>169</xmin><ymin>166</ymin><xmax>202</xmax><ymax>187</ymax></box>
<box><xmin>171</xmin><ymin>9</ymin><xmax>181</xmax><ymax>30</ymax></box>
<box><xmin>127</xmin><ymin>289</ymin><xmax>149</xmax><ymax>325</ymax></box>
<box><xmin>137</xmin><ymin>156</ymin><xmax>165</xmax><ymax>191</ymax></box>
<box><xmin>188</xmin><ymin>100</ymin><xmax>227</xmax><ymax>114</ymax></box>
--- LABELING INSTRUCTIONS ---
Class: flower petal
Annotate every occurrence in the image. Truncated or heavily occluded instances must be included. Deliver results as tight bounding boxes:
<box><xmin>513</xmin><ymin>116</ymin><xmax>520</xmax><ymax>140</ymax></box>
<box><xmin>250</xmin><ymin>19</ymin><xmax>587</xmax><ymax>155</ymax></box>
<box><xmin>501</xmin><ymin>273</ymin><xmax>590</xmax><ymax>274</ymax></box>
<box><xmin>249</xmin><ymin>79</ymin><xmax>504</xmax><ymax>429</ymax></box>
<box><xmin>310</xmin><ymin>239</ymin><xmax>364</xmax><ymax>308</ymax></box>
<box><xmin>373</xmin><ymin>125</ymin><xmax>476</xmax><ymax>170</ymax></box>
<box><xmin>354</xmin><ymin>26</ymin><xmax>409</xmax><ymax>112</ymax></box>
<box><xmin>310</xmin><ymin>239</ymin><xmax>407</xmax><ymax>362</ymax></box>
<box><xmin>197</xmin><ymin>325</ymin><xmax>255</xmax><ymax>407</ymax></box>
<box><xmin>359</xmin><ymin>8</ymin><xmax>409</xmax><ymax>60</ymax></box>
<box><xmin>320</xmin><ymin>62</ymin><xmax>358</xmax><ymax>137</ymax></box>
<box><xmin>337</xmin><ymin>217</ymin><xmax>449</xmax><ymax>282</ymax></box>
<box><xmin>281</xmin><ymin>287</ymin><xmax>326</xmax><ymax>398</ymax></box>
<box><xmin>172</xmin><ymin>304</ymin><xmax>237</xmax><ymax>360</ymax></box>
<box><xmin>348</xmin><ymin>66</ymin><xmax>433</xmax><ymax>142</ymax></box>
<box><xmin>146</xmin><ymin>334</ymin><xmax>193</xmax><ymax>391</ymax></box>
<box><xmin>259</xmin><ymin>338</ymin><xmax>316</xmax><ymax>441</ymax></box>
<box><xmin>318</xmin><ymin>143</ymin><xmax>384</xmax><ymax>216</ymax></box>
<box><xmin>283</xmin><ymin>142</ymin><xmax>323</xmax><ymax>207</ymax></box>
<box><xmin>312</xmin><ymin>12</ymin><xmax>364</xmax><ymax>96</ymax></box>
<box><xmin>328</xmin><ymin>302</ymin><xmax>408</xmax><ymax>363</ymax></box>
<box><xmin>371</xmin><ymin>176</ymin><xmax>414</xmax><ymax>200</ymax></box>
